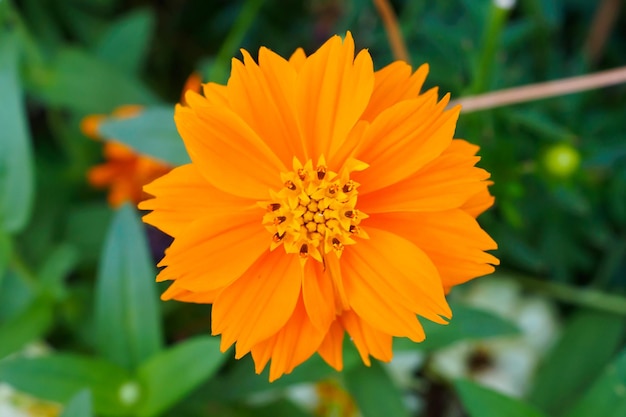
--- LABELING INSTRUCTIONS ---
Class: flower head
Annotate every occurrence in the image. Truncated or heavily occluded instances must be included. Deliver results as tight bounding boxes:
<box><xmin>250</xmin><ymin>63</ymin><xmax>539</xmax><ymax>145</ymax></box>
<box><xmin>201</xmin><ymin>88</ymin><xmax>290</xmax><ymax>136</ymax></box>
<box><xmin>82</xmin><ymin>105</ymin><xmax>172</xmax><ymax>208</ymax></box>
<box><xmin>140</xmin><ymin>32</ymin><xmax>499</xmax><ymax>381</ymax></box>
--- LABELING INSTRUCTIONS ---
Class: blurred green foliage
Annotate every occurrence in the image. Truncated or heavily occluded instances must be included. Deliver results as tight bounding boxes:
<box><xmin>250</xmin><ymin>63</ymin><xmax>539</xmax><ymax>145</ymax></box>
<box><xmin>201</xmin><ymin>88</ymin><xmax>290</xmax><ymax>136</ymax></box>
<box><xmin>1</xmin><ymin>0</ymin><xmax>625</xmax><ymax>416</ymax></box>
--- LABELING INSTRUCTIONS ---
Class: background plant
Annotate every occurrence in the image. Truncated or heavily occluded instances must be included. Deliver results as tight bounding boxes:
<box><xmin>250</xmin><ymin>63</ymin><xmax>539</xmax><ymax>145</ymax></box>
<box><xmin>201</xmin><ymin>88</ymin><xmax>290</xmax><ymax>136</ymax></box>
<box><xmin>1</xmin><ymin>0</ymin><xmax>625</xmax><ymax>416</ymax></box>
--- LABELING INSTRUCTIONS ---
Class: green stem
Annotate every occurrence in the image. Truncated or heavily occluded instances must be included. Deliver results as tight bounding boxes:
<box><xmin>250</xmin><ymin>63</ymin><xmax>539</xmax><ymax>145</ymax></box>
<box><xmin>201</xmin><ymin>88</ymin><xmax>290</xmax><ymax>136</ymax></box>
<box><xmin>207</xmin><ymin>0</ymin><xmax>265</xmax><ymax>84</ymax></box>
<box><xmin>468</xmin><ymin>3</ymin><xmax>510</xmax><ymax>94</ymax></box>
<box><xmin>512</xmin><ymin>272</ymin><xmax>626</xmax><ymax>316</ymax></box>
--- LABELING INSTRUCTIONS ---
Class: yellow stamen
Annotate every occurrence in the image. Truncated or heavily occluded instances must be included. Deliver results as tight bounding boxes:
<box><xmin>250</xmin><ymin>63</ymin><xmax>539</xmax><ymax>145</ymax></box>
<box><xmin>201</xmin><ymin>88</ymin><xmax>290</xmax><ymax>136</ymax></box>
<box><xmin>261</xmin><ymin>156</ymin><xmax>368</xmax><ymax>264</ymax></box>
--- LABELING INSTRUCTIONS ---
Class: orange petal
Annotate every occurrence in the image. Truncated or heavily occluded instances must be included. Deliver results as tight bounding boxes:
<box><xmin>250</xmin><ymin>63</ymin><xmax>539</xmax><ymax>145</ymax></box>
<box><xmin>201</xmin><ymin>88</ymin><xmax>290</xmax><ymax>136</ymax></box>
<box><xmin>87</xmin><ymin>164</ymin><xmax>119</xmax><ymax>187</ymax></box>
<box><xmin>295</xmin><ymin>32</ymin><xmax>374</xmax><ymax>160</ymax></box>
<box><xmin>174</xmin><ymin>102</ymin><xmax>287</xmax><ymax>200</ymax></box>
<box><xmin>156</xmin><ymin>209</ymin><xmax>268</xmax><ymax>295</ymax></box>
<box><xmin>288</xmin><ymin>47</ymin><xmax>307</xmax><ymax>71</ymax></box>
<box><xmin>140</xmin><ymin>164</ymin><xmax>254</xmax><ymax>237</ymax></box>
<box><xmin>225</xmin><ymin>47</ymin><xmax>306</xmax><ymax>165</ymax></box>
<box><xmin>340</xmin><ymin>309</ymin><xmax>393</xmax><ymax>366</ymax></box>
<box><xmin>369</xmin><ymin>209</ymin><xmax>499</xmax><ymax>288</ymax></box>
<box><xmin>181</xmin><ymin>71</ymin><xmax>203</xmax><ymax>104</ymax></box>
<box><xmin>212</xmin><ymin>250</ymin><xmax>302</xmax><ymax>357</ymax></box>
<box><xmin>302</xmin><ymin>260</ymin><xmax>336</xmax><ymax>331</ymax></box>
<box><xmin>108</xmin><ymin>180</ymin><xmax>136</xmax><ymax>208</ymax></box>
<box><xmin>354</xmin><ymin>95</ymin><xmax>459</xmax><ymax>193</ymax></box>
<box><xmin>103</xmin><ymin>141</ymin><xmax>136</xmax><ymax>159</ymax></box>
<box><xmin>112</xmin><ymin>105</ymin><xmax>143</xmax><ymax>118</ymax></box>
<box><xmin>358</xmin><ymin>139</ymin><xmax>491</xmax><ymax>214</ymax></box>
<box><xmin>201</xmin><ymin>82</ymin><xmax>229</xmax><ymax>107</ymax></box>
<box><xmin>361</xmin><ymin>62</ymin><xmax>429</xmax><ymax>122</ymax></box>
<box><xmin>251</xmin><ymin>295</ymin><xmax>327</xmax><ymax>381</ymax></box>
<box><xmin>160</xmin><ymin>282</ymin><xmax>221</xmax><ymax>303</ymax></box>
<box><xmin>317</xmin><ymin>320</ymin><xmax>345</xmax><ymax>371</ymax></box>
<box><xmin>81</xmin><ymin>114</ymin><xmax>105</xmax><ymax>139</ymax></box>
<box><xmin>341</xmin><ymin>228</ymin><xmax>450</xmax><ymax>340</ymax></box>
<box><xmin>461</xmin><ymin>182</ymin><xmax>495</xmax><ymax>218</ymax></box>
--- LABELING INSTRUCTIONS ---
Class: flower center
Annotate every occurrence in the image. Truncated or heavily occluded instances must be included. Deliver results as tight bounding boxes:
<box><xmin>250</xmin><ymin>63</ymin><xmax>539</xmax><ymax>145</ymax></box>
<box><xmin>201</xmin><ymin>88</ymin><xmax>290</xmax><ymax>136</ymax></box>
<box><xmin>261</xmin><ymin>156</ymin><xmax>369</xmax><ymax>263</ymax></box>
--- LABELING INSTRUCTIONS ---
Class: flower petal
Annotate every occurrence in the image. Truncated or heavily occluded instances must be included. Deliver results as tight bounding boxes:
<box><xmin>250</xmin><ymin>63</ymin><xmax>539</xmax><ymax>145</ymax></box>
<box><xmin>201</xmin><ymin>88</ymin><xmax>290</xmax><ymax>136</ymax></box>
<box><xmin>354</xmin><ymin>94</ymin><xmax>460</xmax><ymax>193</ymax></box>
<box><xmin>288</xmin><ymin>47</ymin><xmax>307</xmax><ymax>71</ymax></box>
<box><xmin>462</xmin><ymin>185</ymin><xmax>495</xmax><ymax>218</ymax></box>
<box><xmin>341</xmin><ymin>309</ymin><xmax>393</xmax><ymax>366</ymax></box>
<box><xmin>200</xmin><ymin>82</ymin><xmax>229</xmax><ymax>106</ymax></box>
<box><xmin>302</xmin><ymin>259</ymin><xmax>336</xmax><ymax>332</ymax></box>
<box><xmin>341</xmin><ymin>228</ymin><xmax>451</xmax><ymax>340</ymax></box>
<box><xmin>156</xmin><ymin>209</ymin><xmax>268</xmax><ymax>294</ymax></box>
<box><xmin>317</xmin><ymin>320</ymin><xmax>345</xmax><ymax>371</ymax></box>
<box><xmin>225</xmin><ymin>48</ymin><xmax>306</xmax><ymax>165</ymax></box>
<box><xmin>369</xmin><ymin>210</ymin><xmax>499</xmax><ymax>288</ymax></box>
<box><xmin>175</xmin><ymin>101</ymin><xmax>286</xmax><ymax>200</ymax></box>
<box><xmin>251</xmin><ymin>295</ymin><xmax>327</xmax><ymax>381</ymax></box>
<box><xmin>296</xmin><ymin>32</ymin><xmax>374</xmax><ymax>160</ymax></box>
<box><xmin>212</xmin><ymin>250</ymin><xmax>302</xmax><ymax>358</ymax></box>
<box><xmin>361</xmin><ymin>62</ymin><xmax>429</xmax><ymax>122</ymax></box>
<box><xmin>140</xmin><ymin>164</ymin><xmax>254</xmax><ymax>237</ymax></box>
<box><xmin>160</xmin><ymin>283</ymin><xmax>221</xmax><ymax>303</ymax></box>
<box><xmin>358</xmin><ymin>139</ymin><xmax>491</xmax><ymax>213</ymax></box>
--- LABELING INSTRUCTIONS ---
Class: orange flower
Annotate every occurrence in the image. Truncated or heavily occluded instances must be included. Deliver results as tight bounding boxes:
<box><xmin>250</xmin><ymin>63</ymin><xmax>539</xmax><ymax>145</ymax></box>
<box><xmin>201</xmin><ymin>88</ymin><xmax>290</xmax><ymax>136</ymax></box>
<box><xmin>82</xmin><ymin>107</ymin><xmax>172</xmax><ymax>208</ymax></box>
<box><xmin>315</xmin><ymin>380</ymin><xmax>358</xmax><ymax>417</ymax></box>
<box><xmin>140</xmin><ymin>32</ymin><xmax>499</xmax><ymax>381</ymax></box>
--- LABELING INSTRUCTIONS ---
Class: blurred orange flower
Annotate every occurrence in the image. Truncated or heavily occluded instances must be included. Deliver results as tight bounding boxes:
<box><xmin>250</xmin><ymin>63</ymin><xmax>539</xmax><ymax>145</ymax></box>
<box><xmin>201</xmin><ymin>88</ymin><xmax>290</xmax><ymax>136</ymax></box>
<box><xmin>140</xmin><ymin>33</ymin><xmax>498</xmax><ymax>381</ymax></box>
<box><xmin>82</xmin><ymin>71</ymin><xmax>203</xmax><ymax>208</ymax></box>
<box><xmin>82</xmin><ymin>105</ymin><xmax>171</xmax><ymax>208</ymax></box>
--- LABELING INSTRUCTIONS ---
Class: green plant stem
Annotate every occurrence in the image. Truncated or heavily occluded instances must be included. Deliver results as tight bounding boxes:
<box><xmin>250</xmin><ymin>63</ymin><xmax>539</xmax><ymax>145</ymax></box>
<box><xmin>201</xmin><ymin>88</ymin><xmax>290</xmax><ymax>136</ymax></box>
<box><xmin>469</xmin><ymin>4</ymin><xmax>510</xmax><ymax>94</ymax></box>
<box><xmin>512</xmin><ymin>272</ymin><xmax>626</xmax><ymax>316</ymax></box>
<box><xmin>207</xmin><ymin>0</ymin><xmax>265</xmax><ymax>84</ymax></box>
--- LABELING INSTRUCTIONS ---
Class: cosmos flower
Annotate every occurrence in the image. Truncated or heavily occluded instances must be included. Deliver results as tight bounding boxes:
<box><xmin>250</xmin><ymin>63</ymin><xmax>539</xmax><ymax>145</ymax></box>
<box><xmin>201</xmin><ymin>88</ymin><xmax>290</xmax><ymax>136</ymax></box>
<box><xmin>82</xmin><ymin>105</ymin><xmax>172</xmax><ymax>208</ymax></box>
<box><xmin>140</xmin><ymin>32</ymin><xmax>499</xmax><ymax>381</ymax></box>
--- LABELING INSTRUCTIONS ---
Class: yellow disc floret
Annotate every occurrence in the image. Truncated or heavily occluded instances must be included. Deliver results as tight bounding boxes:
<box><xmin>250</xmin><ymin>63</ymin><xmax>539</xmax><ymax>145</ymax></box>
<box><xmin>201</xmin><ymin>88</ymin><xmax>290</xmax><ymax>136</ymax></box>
<box><xmin>262</xmin><ymin>156</ymin><xmax>369</xmax><ymax>264</ymax></box>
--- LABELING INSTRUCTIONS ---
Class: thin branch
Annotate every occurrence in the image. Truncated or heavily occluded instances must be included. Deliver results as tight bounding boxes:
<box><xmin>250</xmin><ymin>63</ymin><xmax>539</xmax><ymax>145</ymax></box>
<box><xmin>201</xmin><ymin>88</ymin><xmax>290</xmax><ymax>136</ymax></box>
<box><xmin>372</xmin><ymin>0</ymin><xmax>410</xmax><ymax>64</ymax></box>
<box><xmin>584</xmin><ymin>0</ymin><xmax>622</xmax><ymax>64</ymax></box>
<box><xmin>451</xmin><ymin>66</ymin><xmax>626</xmax><ymax>113</ymax></box>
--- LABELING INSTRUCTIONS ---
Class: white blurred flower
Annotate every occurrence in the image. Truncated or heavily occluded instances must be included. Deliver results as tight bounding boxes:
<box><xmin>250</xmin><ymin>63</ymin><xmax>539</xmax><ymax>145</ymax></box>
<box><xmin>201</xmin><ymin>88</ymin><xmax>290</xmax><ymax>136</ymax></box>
<box><xmin>0</xmin><ymin>344</ymin><xmax>60</xmax><ymax>417</ymax></box>
<box><xmin>429</xmin><ymin>276</ymin><xmax>559</xmax><ymax>397</ymax></box>
<box><xmin>285</xmin><ymin>379</ymin><xmax>361</xmax><ymax>417</ymax></box>
<box><xmin>385</xmin><ymin>351</ymin><xmax>426</xmax><ymax>414</ymax></box>
<box><xmin>494</xmin><ymin>0</ymin><xmax>516</xmax><ymax>10</ymax></box>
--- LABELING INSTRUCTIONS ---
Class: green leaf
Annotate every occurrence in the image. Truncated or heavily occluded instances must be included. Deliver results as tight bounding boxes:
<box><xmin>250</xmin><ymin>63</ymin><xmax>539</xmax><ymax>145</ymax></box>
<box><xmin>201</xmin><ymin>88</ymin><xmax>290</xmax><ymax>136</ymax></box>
<box><xmin>394</xmin><ymin>304</ymin><xmax>519</xmax><ymax>352</ymax></box>
<box><xmin>0</xmin><ymin>27</ymin><xmax>35</xmax><ymax>233</ymax></box>
<box><xmin>31</xmin><ymin>47</ymin><xmax>159</xmax><ymax>113</ymax></box>
<box><xmin>238</xmin><ymin>399</ymin><xmax>315</xmax><ymax>417</ymax></box>
<box><xmin>135</xmin><ymin>336</ymin><xmax>227</xmax><ymax>417</ymax></box>
<box><xmin>0</xmin><ymin>297</ymin><xmax>53</xmax><ymax>359</ymax></box>
<box><xmin>0</xmin><ymin>230</ymin><xmax>11</xmax><ymax>278</ymax></box>
<box><xmin>95</xmin><ymin>8</ymin><xmax>155</xmax><ymax>74</ymax></box>
<box><xmin>38</xmin><ymin>244</ymin><xmax>79</xmax><ymax>300</ymax></box>
<box><xmin>98</xmin><ymin>107</ymin><xmax>190</xmax><ymax>166</ymax></box>
<box><xmin>0</xmin><ymin>354</ymin><xmax>133</xmax><ymax>416</ymax></box>
<box><xmin>64</xmin><ymin>203</ymin><xmax>112</xmax><ymax>265</ymax></box>
<box><xmin>564</xmin><ymin>348</ymin><xmax>626</xmax><ymax>417</ymax></box>
<box><xmin>95</xmin><ymin>204</ymin><xmax>163</xmax><ymax>371</ymax></box>
<box><xmin>529</xmin><ymin>309</ymin><xmax>626</xmax><ymax>415</ymax></box>
<box><xmin>201</xmin><ymin>341</ymin><xmax>361</xmax><ymax>401</ymax></box>
<box><xmin>0</xmin><ymin>269</ymin><xmax>35</xmax><ymax>321</ymax></box>
<box><xmin>59</xmin><ymin>389</ymin><xmax>93</xmax><ymax>417</ymax></box>
<box><xmin>455</xmin><ymin>379</ymin><xmax>549</xmax><ymax>417</ymax></box>
<box><xmin>344</xmin><ymin>361</ymin><xmax>410</xmax><ymax>417</ymax></box>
